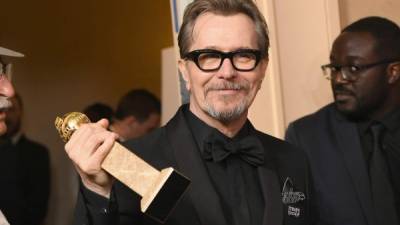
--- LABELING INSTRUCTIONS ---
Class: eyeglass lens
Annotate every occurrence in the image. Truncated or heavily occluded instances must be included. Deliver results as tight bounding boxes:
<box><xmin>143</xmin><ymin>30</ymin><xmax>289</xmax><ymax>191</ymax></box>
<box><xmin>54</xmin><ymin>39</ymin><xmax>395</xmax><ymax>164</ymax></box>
<box><xmin>198</xmin><ymin>52</ymin><xmax>257</xmax><ymax>71</ymax></box>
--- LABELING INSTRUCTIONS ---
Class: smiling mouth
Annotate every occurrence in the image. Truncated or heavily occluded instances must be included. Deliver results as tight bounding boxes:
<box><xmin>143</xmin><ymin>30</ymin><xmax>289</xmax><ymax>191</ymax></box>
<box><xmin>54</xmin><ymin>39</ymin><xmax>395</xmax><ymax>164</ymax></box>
<box><xmin>208</xmin><ymin>88</ymin><xmax>244</xmax><ymax>95</ymax></box>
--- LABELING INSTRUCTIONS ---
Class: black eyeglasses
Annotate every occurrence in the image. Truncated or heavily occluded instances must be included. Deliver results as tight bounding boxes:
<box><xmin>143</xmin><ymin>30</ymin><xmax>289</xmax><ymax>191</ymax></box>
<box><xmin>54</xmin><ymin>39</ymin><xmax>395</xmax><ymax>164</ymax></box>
<box><xmin>183</xmin><ymin>49</ymin><xmax>262</xmax><ymax>72</ymax></box>
<box><xmin>321</xmin><ymin>59</ymin><xmax>398</xmax><ymax>81</ymax></box>
<box><xmin>0</xmin><ymin>61</ymin><xmax>12</xmax><ymax>81</ymax></box>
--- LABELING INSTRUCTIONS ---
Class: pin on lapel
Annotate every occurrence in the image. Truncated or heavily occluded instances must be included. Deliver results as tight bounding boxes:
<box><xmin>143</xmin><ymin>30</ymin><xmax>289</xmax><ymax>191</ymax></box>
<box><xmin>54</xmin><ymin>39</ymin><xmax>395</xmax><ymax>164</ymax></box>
<box><xmin>281</xmin><ymin>177</ymin><xmax>306</xmax><ymax>204</ymax></box>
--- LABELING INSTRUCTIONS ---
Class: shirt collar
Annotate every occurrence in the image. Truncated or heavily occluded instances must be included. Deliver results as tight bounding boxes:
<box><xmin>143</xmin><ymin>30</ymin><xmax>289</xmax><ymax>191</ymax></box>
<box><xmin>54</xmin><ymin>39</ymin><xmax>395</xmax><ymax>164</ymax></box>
<box><xmin>11</xmin><ymin>131</ymin><xmax>23</xmax><ymax>145</ymax></box>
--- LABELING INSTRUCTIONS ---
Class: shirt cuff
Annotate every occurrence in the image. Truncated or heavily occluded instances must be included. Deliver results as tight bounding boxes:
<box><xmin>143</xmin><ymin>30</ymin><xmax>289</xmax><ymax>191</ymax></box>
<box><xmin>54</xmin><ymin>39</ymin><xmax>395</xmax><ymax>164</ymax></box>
<box><xmin>80</xmin><ymin>182</ymin><xmax>118</xmax><ymax>224</ymax></box>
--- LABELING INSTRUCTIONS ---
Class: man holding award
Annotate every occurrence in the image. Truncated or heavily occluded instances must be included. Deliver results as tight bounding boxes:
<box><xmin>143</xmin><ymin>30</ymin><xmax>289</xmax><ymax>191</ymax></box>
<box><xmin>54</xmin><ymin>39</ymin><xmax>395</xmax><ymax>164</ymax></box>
<box><xmin>64</xmin><ymin>0</ymin><xmax>315</xmax><ymax>224</ymax></box>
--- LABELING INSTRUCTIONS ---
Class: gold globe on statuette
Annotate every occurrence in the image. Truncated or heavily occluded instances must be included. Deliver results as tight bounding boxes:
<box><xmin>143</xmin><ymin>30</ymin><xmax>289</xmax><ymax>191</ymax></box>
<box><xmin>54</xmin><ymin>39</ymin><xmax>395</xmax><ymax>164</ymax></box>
<box><xmin>55</xmin><ymin>112</ymin><xmax>91</xmax><ymax>142</ymax></box>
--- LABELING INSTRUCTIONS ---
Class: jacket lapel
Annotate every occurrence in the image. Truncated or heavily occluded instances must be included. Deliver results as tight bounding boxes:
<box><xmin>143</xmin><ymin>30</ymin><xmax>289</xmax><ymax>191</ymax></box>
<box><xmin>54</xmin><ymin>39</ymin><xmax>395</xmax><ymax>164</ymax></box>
<box><xmin>258</xmin><ymin>165</ymin><xmax>283</xmax><ymax>225</ymax></box>
<box><xmin>252</xmin><ymin>127</ymin><xmax>283</xmax><ymax>225</ymax></box>
<box><xmin>330</xmin><ymin>108</ymin><xmax>375</xmax><ymax>225</ymax></box>
<box><xmin>165</xmin><ymin>108</ymin><xmax>227</xmax><ymax>225</ymax></box>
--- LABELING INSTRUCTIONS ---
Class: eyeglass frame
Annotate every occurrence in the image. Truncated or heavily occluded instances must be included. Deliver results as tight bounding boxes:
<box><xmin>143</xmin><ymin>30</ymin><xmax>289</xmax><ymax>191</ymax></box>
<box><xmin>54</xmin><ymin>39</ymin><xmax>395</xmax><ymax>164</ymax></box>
<box><xmin>321</xmin><ymin>59</ymin><xmax>399</xmax><ymax>81</ymax></box>
<box><xmin>183</xmin><ymin>48</ymin><xmax>263</xmax><ymax>72</ymax></box>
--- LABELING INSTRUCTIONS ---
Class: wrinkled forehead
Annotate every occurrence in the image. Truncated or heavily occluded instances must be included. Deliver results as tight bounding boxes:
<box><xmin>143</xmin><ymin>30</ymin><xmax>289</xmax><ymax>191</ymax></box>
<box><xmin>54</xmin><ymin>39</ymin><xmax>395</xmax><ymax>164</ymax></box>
<box><xmin>190</xmin><ymin>12</ymin><xmax>258</xmax><ymax>51</ymax></box>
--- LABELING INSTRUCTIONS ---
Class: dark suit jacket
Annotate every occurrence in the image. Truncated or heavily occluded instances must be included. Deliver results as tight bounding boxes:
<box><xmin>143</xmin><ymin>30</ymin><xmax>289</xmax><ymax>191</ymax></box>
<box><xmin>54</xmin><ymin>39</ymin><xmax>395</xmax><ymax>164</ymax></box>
<box><xmin>0</xmin><ymin>135</ymin><xmax>50</xmax><ymax>225</ymax></box>
<box><xmin>285</xmin><ymin>103</ymin><xmax>378</xmax><ymax>225</ymax></box>
<box><xmin>75</xmin><ymin>106</ymin><xmax>314</xmax><ymax>225</ymax></box>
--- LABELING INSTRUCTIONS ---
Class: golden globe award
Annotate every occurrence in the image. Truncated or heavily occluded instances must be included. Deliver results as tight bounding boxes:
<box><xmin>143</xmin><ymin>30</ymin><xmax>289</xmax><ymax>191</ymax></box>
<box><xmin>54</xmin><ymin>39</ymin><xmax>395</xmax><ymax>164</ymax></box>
<box><xmin>55</xmin><ymin>112</ymin><xmax>190</xmax><ymax>223</ymax></box>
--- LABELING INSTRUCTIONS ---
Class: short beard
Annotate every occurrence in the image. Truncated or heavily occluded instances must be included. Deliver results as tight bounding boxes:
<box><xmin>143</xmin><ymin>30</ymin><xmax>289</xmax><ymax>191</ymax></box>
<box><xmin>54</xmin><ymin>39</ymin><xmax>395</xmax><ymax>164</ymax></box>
<box><xmin>336</xmin><ymin>104</ymin><xmax>367</xmax><ymax>122</ymax></box>
<box><xmin>203</xmin><ymin>81</ymin><xmax>250</xmax><ymax>123</ymax></box>
<box><xmin>335</xmin><ymin>95</ymin><xmax>386</xmax><ymax>122</ymax></box>
<box><xmin>204</xmin><ymin>99</ymin><xmax>247</xmax><ymax>123</ymax></box>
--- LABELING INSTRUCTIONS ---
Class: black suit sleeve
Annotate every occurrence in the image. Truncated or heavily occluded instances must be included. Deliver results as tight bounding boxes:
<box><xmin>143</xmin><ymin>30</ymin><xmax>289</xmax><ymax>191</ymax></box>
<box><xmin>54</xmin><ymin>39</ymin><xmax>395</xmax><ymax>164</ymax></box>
<box><xmin>73</xmin><ymin>179</ymin><xmax>150</xmax><ymax>225</ymax></box>
<box><xmin>73</xmin><ymin>181</ymin><xmax>118</xmax><ymax>225</ymax></box>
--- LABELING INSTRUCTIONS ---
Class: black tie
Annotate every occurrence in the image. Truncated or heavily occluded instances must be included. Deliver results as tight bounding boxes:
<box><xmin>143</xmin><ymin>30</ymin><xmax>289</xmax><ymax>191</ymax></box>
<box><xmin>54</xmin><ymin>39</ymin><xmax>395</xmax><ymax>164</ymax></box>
<box><xmin>203</xmin><ymin>132</ymin><xmax>264</xmax><ymax>225</ymax></box>
<box><xmin>369</xmin><ymin>123</ymin><xmax>399</xmax><ymax>225</ymax></box>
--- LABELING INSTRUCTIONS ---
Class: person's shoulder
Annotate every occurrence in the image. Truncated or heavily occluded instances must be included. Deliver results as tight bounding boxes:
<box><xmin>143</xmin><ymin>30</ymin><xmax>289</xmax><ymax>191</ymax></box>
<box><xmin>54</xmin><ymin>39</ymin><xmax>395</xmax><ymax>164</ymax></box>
<box><xmin>289</xmin><ymin>103</ymin><xmax>334</xmax><ymax>128</ymax></box>
<box><xmin>124</xmin><ymin>126</ymin><xmax>166</xmax><ymax>150</ymax></box>
<box><xmin>16</xmin><ymin>136</ymin><xmax>50</xmax><ymax>164</ymax></box>
<box><xmin>121</xmin><ymin>127</ymin><xmax>170</xmax><ymax>165</ymax></box>
<box><xmin>18</xmin><ymin>135</ymin><xmax>49</xmax><ymax>153</ymax></box>
<box><xmin>254</xmin><ymin>130</ymin><xmax>310</xmax><ymax>181</ymax></box>
<box><xmin>255</xmin><ymin>130</ymin><xmax>289</xmax><ymax>147</ymax></box>
<box><xmin>255</xmin><ymin>130</ymin><xmax>305</xmax><ymax>159</ymax></box>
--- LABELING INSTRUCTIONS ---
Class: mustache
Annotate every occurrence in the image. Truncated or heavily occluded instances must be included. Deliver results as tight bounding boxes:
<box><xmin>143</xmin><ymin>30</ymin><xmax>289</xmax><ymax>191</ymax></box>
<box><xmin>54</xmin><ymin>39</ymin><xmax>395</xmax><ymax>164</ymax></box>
<box><xmin>0</xmin><ymin>97</ymin><xmax>12</xmax><ymax>111</ymax></box>
<box><xmin>333</xmin><ymin>85</ymin><xmax>354</xmax><ymax>96</ymax></box>
<box><xmin>205</xmin><ymin>81</ymin><xmax>249</xmax><ymax>94</ymax></box>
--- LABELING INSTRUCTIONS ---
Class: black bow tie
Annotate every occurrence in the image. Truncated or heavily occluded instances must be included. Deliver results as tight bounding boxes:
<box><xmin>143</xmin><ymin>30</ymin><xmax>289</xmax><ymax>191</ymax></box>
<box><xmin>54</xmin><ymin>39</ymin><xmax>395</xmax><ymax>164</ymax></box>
<box><xmin>203</xmin><ymin>132</ymin><xmax>265</xmax><ymax>166</ymax></box>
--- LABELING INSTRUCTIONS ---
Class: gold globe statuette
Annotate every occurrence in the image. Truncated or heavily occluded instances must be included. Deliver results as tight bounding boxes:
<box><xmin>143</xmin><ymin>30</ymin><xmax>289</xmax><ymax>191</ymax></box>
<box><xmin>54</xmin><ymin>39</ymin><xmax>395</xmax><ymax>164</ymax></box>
<box><xmin>54</xmin><ymin>112</ymin><xmax>190</xmax><ymax>223</ymax></box>
<box><xmin>55</xmin><ymin>112</ymin><xmax>91</xmax><ymax>142</ymax></box>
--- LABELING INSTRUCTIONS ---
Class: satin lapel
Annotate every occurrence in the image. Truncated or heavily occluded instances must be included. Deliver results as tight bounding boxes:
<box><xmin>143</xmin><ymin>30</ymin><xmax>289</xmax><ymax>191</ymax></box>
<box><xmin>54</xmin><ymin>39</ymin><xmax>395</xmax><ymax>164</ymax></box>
<box><xmin>165</xmin><ymin>109</ymin><xmax>227</xmax><ymax>225</ymax></box>
<box><xmin>331</xmin><ymin>109</ymin><xmax>375</xmax><ymax>225</ymax></box>
<box><xmin>251</xmin><ymin>127</ymin><xmax>283</xmax><ymax>225</ymax></box>
<box><xmin>258</xmin><ymin>164</ymin><xmax>282</xmax><ymax>225</ymax></box>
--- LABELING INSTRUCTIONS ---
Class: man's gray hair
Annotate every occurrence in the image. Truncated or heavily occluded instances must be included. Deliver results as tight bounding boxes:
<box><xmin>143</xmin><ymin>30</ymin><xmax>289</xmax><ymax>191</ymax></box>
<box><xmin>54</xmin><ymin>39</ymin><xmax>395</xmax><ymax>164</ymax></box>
<box><xmin>178</xmin><ymin>0</ymin><xmax>269</xmax><ymax>58</ymax></box>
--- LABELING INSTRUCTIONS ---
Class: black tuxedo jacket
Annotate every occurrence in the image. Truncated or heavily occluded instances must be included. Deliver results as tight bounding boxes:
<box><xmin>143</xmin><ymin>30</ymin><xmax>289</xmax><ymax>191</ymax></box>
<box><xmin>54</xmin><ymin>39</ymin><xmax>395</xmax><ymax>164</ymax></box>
<box><xmin>286</xmin><ymin>103</ymin><xmax>378</xmax><ymax>225</ymax></box>
<box><xmin>75</xmin><ymin>106</ymin><xmax>314</xmax><ymax>225</ymax></box>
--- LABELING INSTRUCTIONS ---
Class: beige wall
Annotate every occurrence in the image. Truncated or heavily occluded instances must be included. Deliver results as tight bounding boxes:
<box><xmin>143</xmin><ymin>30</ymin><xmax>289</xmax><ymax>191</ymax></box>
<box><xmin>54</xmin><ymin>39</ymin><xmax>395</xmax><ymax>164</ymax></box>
<box><xmin>248</xmin><ymin>0</ymin><xmax>341</xmax><ymax>137</ymax></box>
<box><xmin>0</xmin><ymin>1</ymin><xmax>172</xmax><ymax>224</ymax></box>
<box><xmin>339</xmin><ymin>0</ymin><xmax>400</xmax><ymax>26</ymax></box>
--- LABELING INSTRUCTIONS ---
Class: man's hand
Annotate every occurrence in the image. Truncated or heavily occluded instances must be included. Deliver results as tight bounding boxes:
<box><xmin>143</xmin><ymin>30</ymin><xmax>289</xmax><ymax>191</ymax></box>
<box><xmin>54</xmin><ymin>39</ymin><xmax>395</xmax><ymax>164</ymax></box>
<box><xmin>65</xmin><ymin>119</ymin><xmax>118</xmax><ymax>198</ymax></box>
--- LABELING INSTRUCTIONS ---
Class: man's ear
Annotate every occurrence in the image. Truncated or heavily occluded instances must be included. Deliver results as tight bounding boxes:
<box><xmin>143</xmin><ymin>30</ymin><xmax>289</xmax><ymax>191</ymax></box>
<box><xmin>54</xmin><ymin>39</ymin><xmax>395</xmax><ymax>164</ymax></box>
<box><xmin>258</xmin><ymin>58</ymin><xmax>268</xmax><ymax>89</ymax></box>
<box><xmin>388</xmin><ymin>62</ymin><xmax>400</xmax><ymax>84</ymax></box>
<box><xmin>178</xmin><ymin>59</ymin><xmax>191</xmax><ymax>91</ymax></box>
<box><xmin>260</xmin><ymin>58</ymin><xmax>269</xmax><ymax>74</ymax></box>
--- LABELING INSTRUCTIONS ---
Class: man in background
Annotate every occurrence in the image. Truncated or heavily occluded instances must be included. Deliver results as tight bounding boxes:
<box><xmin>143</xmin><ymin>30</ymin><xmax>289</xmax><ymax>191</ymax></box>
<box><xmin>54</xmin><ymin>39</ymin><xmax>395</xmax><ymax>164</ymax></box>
<box><xmin>286</xmin><ymin>17</ymin><xmax>400</xmax><ymax>225</ymax></box>
<box><xmin>0</xmin><ymin>46</ymin><xmax>20</xmax><ymax>135</ymax></box>
<box><xmin>83</xmin><ymin>102</ymin><xmax>114</xmax><ymax>123</ymax></box>
<box><xmin>0</xmin><ymin>46</ymin><xmax>22</xmax><ymax>225</ymax></box>
<box><xmin>110</xmin><ymin>89</ymin><xmax>161</xmax><ymax>141</ymax></box>
<box><xmin>0</xmin><ymin>93</ymin><xmax>50</xmax><ymax>225</ymax></box>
